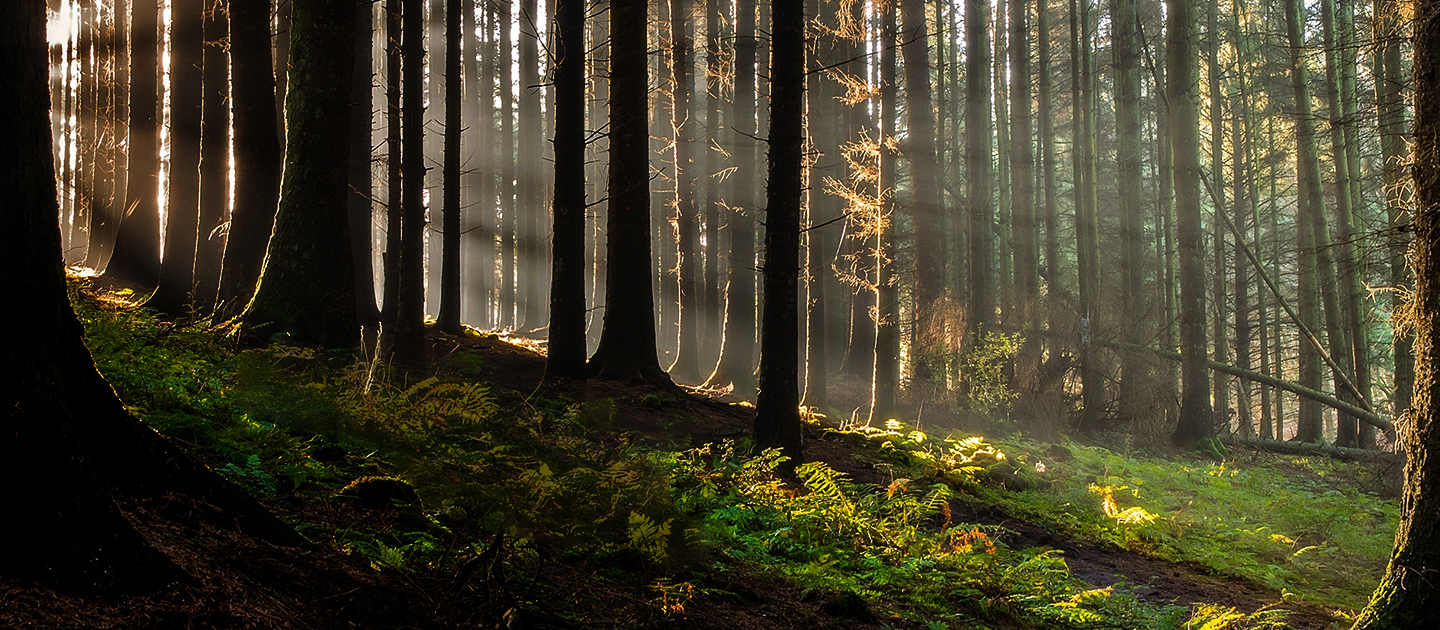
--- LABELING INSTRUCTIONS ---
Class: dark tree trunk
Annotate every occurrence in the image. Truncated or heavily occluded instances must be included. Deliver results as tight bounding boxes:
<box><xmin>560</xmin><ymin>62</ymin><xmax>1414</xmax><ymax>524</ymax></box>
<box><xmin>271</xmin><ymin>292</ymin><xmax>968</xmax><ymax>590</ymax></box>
<box><xmin>195</xmin><ymin>0</ymin><xmax>231</xmax><ymax>311</ymax></box>
<box><xmin>437</xmin><ymin>0</ymin><xmax>464</xmax><ymax>334</ymax></box>
<box><xmin>702</xmin><ymin>0</ymin><xmax>724</xmax><ymax>366</ymax></box>
<box><xmin>1169</xmin><ymin>0</ymin><xmax>1213</xmax><ymax>446</ymax></box>
<box><xmin>107</xmin><ymin>0</ymin><xmax>161</xmax><ymax>285</ymax></box>
<box><xmin>965</xmin><ymin>0</ymin><xmax>992</xmax><ymax>335</ymax></box>
<box><xmin>242</xmin><ymin>0</ymin><xmax>360</xmax><ymax>348</ymax></box>
<box><xmin>148</xmin><ymin>0</ymin><xmax>205</xmax><ymax>315</ymax></box>
<box><xmin>1284</xmin><ymin>0</ymin><xmax>1326</xmax><ymax>443</ymax></box>
<box><xmin>350</xmin><ymin>0</ymin><xmax>380</xmax><ymax>326</ymax></box>
<box><xmin>1353</xmin><ymin>3</ymin><xmax>1440</xmax><ymax>622</ymax></box>
<box><xmin>670</xmin><ymin>0</ymin><xmax>700</xmax><ymax>382</ymax></box>
<box><xmin>901</xmin><ymin>0</ymin><xmax>940</xmax><ymax>361</ymax></box>
<box><xmin>587</xmin><ymin>0</ymin><xmax>667</xmax><ymax>382</ymax></box>
<box><xmin>543</xmin><ymin>0</ymin><xmax>588</xmax><ymax>381</ymax></box>
<box><xmin>395</xmin><ymin>0</ymin><xmax>428</xmax><ymax>357</ymax></box>
<box><xmin>276</xmin><ymin>0</ymin><xmax>292</xmax><ymax>146</ymax></box>
<box><xmin>463</xmin><ymin>0</ymin><xmax>490</xmax><ymax>327</ymax></box>
<box><xmin>870</xmin><ymin>0</ymin><xmax>899</xmax><ymax>425</ymax></box>
<box><xmin>755</xmin><ymin>0</ymin><xmax>805</xmax><ymax>467</ymax></box>
<box><xmin>381</xmin><ymin>0</ymin><xmax>402</xmax><ymax>323</ymax></box>
<box><xmin>2</xmin><ymin>0</ymin><xmax>302</xmax><ymax>586</ymax></box>
<box><xmin>217</xmin><ymin>0</ymin><xmax>283</xmax><ymax>315</ymax></box>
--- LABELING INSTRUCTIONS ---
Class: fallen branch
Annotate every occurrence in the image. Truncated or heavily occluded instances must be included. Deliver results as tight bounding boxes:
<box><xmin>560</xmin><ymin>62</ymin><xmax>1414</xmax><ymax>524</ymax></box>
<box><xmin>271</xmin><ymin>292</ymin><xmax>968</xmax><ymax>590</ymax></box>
<box><xmin>1218</xmin><ymin>434</ymin><xmax>1403</xmax><ymax>464</ymax></box>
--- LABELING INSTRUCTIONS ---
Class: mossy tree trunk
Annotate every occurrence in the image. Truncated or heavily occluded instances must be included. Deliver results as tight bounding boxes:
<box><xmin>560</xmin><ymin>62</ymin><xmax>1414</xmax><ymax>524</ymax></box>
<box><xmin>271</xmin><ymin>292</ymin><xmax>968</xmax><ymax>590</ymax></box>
<box><xmin>217</xmin><ymin>0</ymin><xmax>283</xmax><ymax>315</ymax></box>
<box><xmin>1353</xmin><ymin>5</ymin><xmax>1440</xmax><ymax>624</ymax></box>
<box><xmin>242</xmin><ymin>0</ymin><xmax>360</xmax><ymax>348</ymax></box>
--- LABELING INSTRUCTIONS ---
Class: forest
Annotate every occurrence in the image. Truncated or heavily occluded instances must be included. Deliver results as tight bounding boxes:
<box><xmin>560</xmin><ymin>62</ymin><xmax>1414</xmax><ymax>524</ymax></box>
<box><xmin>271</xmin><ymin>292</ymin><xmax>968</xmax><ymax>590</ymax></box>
<box><xmin>3</xmin><ymin>0</ymin><xmax>1440</xmax><ymax>626</ymax></box>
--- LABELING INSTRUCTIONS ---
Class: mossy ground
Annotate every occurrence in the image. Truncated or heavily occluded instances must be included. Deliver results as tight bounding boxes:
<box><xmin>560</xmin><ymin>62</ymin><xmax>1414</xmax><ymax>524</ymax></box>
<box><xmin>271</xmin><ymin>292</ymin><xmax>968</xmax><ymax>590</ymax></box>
<box><xmin>4</xmin><ymin>275</ymin><xmax>1394</xmax><ymax>629</ymax></box>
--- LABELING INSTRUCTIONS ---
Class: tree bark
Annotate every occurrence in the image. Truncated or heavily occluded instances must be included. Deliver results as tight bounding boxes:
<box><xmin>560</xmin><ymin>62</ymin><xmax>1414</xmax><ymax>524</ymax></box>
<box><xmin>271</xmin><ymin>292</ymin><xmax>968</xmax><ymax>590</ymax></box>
<box><xmin>965</xmin><ymin>0</ymin><xmax>993</xmax><ymax>335</ymax></box>
<box><xmin>217</xmin><ymin>0</ymin><xmax>283</xmax><ymax>315</ymax></box>
<box><xmin>587</xmin><ymin>0</ymin><xmax>668</xmax><ymax>382</ymax></box>
<box><xmin>148</xmin><ymin>0</ymin><xmax>204</xmax><ymax>316</ymax></box>
<box><xmin>755</xmin><ymin>0</ymin><xmax>805</xmax><ymax>465</ymax></box>
<box><xmin>2</xmin><ymin>0</ymin><xmax>301</xmax><ymax>586</ymax></box>
<box><xmin>242</xmin><ymin>0</ymin><xmax>360</xmax><ymax>348</ymax></box>
<box><xmin>349</xmin><ymin>0</ymin><xmax>380</xmax><ymax>326</ymax></box>
<box><xmin>106</xmin><ymin>0</ymin><xmax>161</xmax><ymax>284</ymax></box>
<box><xmin>670</xmin><ymin>0</ymin><xmax>701</xmax><ymax>382</ymax></box>
<box><xmin>871</xmin><ymin>0</ymin><xmax>899</xmax><ymax>425</ymax></box>
<box><xmin>194</xmin><ymin>0</ymin><xmax>231</xmax><ymax>311</ymax></box>
<box><xmin>1352</xmin><ymin>4</ymin><xmax>1440</xmax><ymax>622</ymax></box>
<box><xmin>1169</xmin><ymin>0</ymin><xmax>1213</xmax><ymax>445</ymax></box>
<box><xmin>437</xmin><ymin>0</ymin><xmax>464</xmax><ymax>334</ymax></box>
<box><xmin>543</xmin><ymin>0</ymin><xmax>588</xmax><ymax>381</ymax></box>
<box><xmin>708</xmin><ymin>0</ymin><xmax>758</xmax><ymax>396</ymax></box>
<box><xmin>1284</xmin><ymin>0</ymin><xmax>1326</xmax><ymax>443</ymax></box>
<box><xmin>395</xmin><ymin>0</ymin><xmax>428</xmax><ymax>357</ymax></box>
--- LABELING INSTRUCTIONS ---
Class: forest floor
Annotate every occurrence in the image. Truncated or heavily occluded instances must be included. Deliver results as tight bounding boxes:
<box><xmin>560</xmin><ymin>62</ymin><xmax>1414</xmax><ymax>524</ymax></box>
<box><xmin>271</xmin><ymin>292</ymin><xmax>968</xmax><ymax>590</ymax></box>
<box><xmin>0</xmin><ymin>275</ymin><xmax>1390</xmax><ymax>629</ymax></box>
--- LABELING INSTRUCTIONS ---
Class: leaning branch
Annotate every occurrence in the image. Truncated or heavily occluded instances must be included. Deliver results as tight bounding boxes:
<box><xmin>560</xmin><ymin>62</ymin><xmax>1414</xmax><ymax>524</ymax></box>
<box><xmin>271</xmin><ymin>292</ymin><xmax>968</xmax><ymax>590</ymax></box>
<box><xmin>1103</xmin><ymin>340</ymin><xmax>1393</xmax><ymax>433</ymax></box>
<box><xmin>1218</xmin><ymin>434</ymin><xmax>1402</xmax><ymax>464</ymax></box>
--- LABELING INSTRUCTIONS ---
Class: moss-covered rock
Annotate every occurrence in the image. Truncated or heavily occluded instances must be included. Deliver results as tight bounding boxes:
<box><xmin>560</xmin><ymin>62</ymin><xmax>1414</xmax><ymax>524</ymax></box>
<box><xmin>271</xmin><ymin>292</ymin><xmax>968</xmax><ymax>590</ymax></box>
<box><xmin>339</xmin><ymin>476</ymin><xmax>421</xmax><ymax>510</ymax></box>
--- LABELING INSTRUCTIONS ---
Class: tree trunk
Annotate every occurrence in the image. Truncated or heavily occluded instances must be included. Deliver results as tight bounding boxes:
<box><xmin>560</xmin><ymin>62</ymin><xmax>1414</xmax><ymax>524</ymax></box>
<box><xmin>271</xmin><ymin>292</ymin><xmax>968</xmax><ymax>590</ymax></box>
<box><xmin>708</xmin><ymin>0</ymin><xmax>758</xmax><ymax>396</ymax></box>
<box><xmin>1322</xmin><ymin>0</ymin><xmax>1360</xmax><ymax>446</ymax></box>
<box><xmin>1169</xmin><ymin>0</ymin><xmax>1213</xmax><ymax>445</ymax></box>
<box><xmin>1376</xmin><ymin>0</ymin><xmax>1413</xmax><ymax>420</ymax></box>
<box><xmin>543</xmin><ymin>0</ymin><xmax>588</xmax><ymax>381</ymax></box>
<box><xmin>701</xmin><ymin>0</ymin><xmax>723</xmax><ymax>366</ymax></box>
<box><xmin>902</xmin><ymin>0</ymin><xmax>941</xmax><ymax>364</ymax></box>
<box><xmin>437</xmin><ymin>0</ymin><xmax>464</xmax><ymax>334</ymax></box>
<box><xmin>519</xmin><ymin>0</ymin><xmax>545</xmax><ymax>329</ymax></box>
<box><xmin>670</xmin><ymin>0</ymin><xmax>700</xmax><ymax>382</ymax></box>
<box><xmin>871</xmin><ymin>0</ymin><xmax>899</xmax><ymax>425</ymax></box>
<box><xmin>587</xmin><ymin>0</ymin><xmax>667</xmax><ymax>382</ymax></box>
<box><xmin>1073</xmin><ymin>0</ymin><xmax>1102</xmax><ymax>433</ymax></box>
<box><xmin>148</xmin><ymin>0</ymin><xmax>204</xmax><ymax>316</ymax></box>
<box><xmin>1284</xmin><ymin>0</ymin><xmax>1326</xmax><ymax>443</ymax></box>
<box><xmin>381</xmin><ymin>0</ymin><xmax>403</xmax><ymax>324</ymax></box>
<box><xmin>4</xmin><ymin>1</ymin><xmax>303</xmax><ymax>587</ymax></box>
<box><xmin>349</xmin><ymin>0</ymin><xmax>380</xmax><ymax>326</ymax></box>
<box><xmin>217</xmin><ymin>0</ymin><xmax>283</xmax><ymax>315</ymax></box>
<box><xmin>242</xmin><ymin>0</ymin><xmax>360</xmax><ymax>348</ymax></box>
<box><xmin>395</xmin><ymin>0</ymin><xmax>428</xmax><ymax>357</ymax></box>
<box><xmin>1352</xmin><ymin>4</ymin><xmax>1440</xmax><ymax>622</ymax></box>
<box><xmin>194</xmin><ymin>0</ymin><xmax>231</xmax><ymax>311</ymax></box>
<box><xmin>755</xmin><ymin>0</ymin><xmax>805</xmax><ymax>465</ymax></box>
<box><xmin>106</xmin><ymin>0</ymin><xmax>161</xmax><ymax>284</ymax></box>
<box><xmin>965</xmin><ymin>0</ymin><xmax>992</xmax><ymax>335</ymax></box>
<box><xmin>1113</xmin><ymin>0</ymin><xmax>1148</xmax><ymax>420</ymax></box>
<box><xmin>499</xmin><ymin>0</ymin><xmax>516</xmax><ymax>327</ymax></box>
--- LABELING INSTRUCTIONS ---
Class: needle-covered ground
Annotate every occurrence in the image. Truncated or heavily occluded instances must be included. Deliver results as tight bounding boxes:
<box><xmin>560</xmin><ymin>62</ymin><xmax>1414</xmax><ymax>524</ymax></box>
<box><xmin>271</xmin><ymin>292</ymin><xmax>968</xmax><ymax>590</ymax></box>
<box><xmin>0</xmin><ymin>275</ymin><xmax>1396</xmax><ymax>629</ymax></box>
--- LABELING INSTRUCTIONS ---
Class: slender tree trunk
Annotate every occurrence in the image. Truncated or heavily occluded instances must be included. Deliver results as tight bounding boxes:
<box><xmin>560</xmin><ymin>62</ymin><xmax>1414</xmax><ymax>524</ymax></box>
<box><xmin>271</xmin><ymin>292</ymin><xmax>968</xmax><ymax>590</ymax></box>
<box><xmin>519</xmin><ymin>0</ymin><xmax>545</xmax><ymax>329</ymax></box>
<box><xmin>148</xmin><ymin>0</ymin><xmax>204</xmax><ymax>315</ymax></box>
<box><xmin>217</xmin><ymin>0</ymin><xmax>282</xmax><ymax>314</ymax></box>
<box><xmin>1169</xmin><ymin>0</ymin><xmax>1213</xmax><ymax>445</ymax></box>
<box><xmin>1322</xmin><ymin>0</ymin><xmax>1360</xmax><ymax>446</ymax></box>
<box><xmin>701</xmin><ymin>0</ymin><xmax>723</xmax><ymax>365</ymax></box>
<box><xmin>499</xmin><ymin>0</ymin><xmax>517</xmax><ymax>327</ymax></box>
<box><xmin>436</xmin><ymin>0</ymin><xmax>464</xmax><ymax>334</ymax></box>
<box><xmin>1010</xmin><ymin>0</ymin><xmax>1039</xmax><ymax>401</ymax></box>
<box><xmin>543</xmin><ymin>0</ymin><xmax>588</xmax><ymax>380</ymax></box>
<box><xmin>1073</xmin><ymin>0</ymin><xmax>1102</xmax><ymax>432</ymax></box>
<box><xmin>966</xmin><ymin>0</ymin><xmax>993</xmax><ymax>335</ymax></box>
<box><xmin>670</xmin><ymin>0</ymin><xmax>700</xmax><ymax>381</ymax></box>
<box><xmin>395</xmin><ymin>0</ymin><xmax>429</xmax><ymax>357</ymax></box>
<box><xmin>1284</xmin><ymin>0</ymin><xmax>1326</xmax><ymax>442</ymax></box>
<box><xmin>195</xmin><ymin>0</ymin><xmax>231</xmax><ymax>312</ymax></box>
<box><xmin>1208</xmin><ymin>0</ymin><xmax>1229</xmax><ymax>427</ymax></box>
<box><xmin>755</xmin><ymin>0</ymin><xmax>805</xmax><ymax>465</ymax></box>
<box><xmin>242</xmin><ymin>0</ymin><xmax>360</xmax><ymax>348</ymax></box>
<box><xmin>381</xmin><ymin>0</ymin><xmax>402</xmax><ymax>324</ymax></box>
<box><xmin>708</xmin><ymin>0</ymin><xmax>758</xmax><ymax>396</ymax></box>
<box><xmin>107</xmin><ymin>0</ymin><xmax>161</xmax><ymax>284</ymax></box>
<box><xmin>1352</xmin><ymin>4</ymin><xmax>1440</xmax><ymax>622</ymax></box>
<box><xmin>871</xmin><ymin>0</ymin><xmax>899</xmax><ymax>425</ymax></box>
<box><xmin>1232</xmin><ymin>0</ymin><xmax>1254</xmax><ymax>435</ymax></box>
<box><xmin>1039</xmin><ymin>0</ymin><xmax>1058</xmax><ymax>333</ymax></box>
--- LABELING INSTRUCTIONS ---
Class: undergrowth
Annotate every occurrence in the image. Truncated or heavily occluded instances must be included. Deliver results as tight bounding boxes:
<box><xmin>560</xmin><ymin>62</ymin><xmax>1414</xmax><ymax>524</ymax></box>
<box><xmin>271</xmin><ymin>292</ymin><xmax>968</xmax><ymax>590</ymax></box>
<box><xmin>69</xmin><ymin>276</ymin><xmax>1383</xmax><ymax>628</ymax></box>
